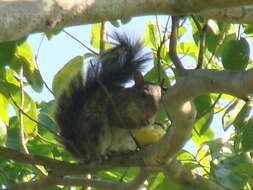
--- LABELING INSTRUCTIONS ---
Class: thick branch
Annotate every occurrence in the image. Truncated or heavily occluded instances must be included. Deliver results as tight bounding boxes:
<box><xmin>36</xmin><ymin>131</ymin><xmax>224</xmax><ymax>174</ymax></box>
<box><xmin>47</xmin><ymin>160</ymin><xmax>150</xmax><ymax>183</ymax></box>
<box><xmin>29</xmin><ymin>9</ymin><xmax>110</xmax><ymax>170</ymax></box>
<box><xmin>0</xmin><ymin>0</ymin><xmax>253</xmax><ymax>42</ymax></box>
<box><xmin>6</xmin><ymin>176</ymin><xmax>127</xmax><ymax>190</ymax></box>
<box><xmin>6</xmin><ymin>176</ymin><xmax>56</xmax><ymax>190</ymax></box>
<box><xmin>6</xmin><ymin>166</ymin><xmax>154</xmax><ymax>190</ymax></box>
<box><xmin>59</xmin><ymin>168</ymin><xmax>152</xmax><ymax>190</ymax></box>
<box><xmin>198</xmin><ymin>5</ymin><xmax>253</xmax><ymax>24</ymax></box>
<box><xmin>0</xmin><ymin>146</ymin><xmax>155</xmax><ymax>175</ymax></box>
<box><xmin>6</xmin><ymin>159</ymin><xmax>227</xmax><ymax>190</ymax></box>
<box><xmin>0</xmin><ymin>146</ymin><xmax>102</xmax><ymax>175</ymax></box>
<box><xmin>164</xmin><ymin>160</ymin><xmax>227</xmax><ymax>190</ymax></box>
<box><xmin>163</xmin><ymin>69</ymin><xmax>253</xmax><ymax>105</ymax></box>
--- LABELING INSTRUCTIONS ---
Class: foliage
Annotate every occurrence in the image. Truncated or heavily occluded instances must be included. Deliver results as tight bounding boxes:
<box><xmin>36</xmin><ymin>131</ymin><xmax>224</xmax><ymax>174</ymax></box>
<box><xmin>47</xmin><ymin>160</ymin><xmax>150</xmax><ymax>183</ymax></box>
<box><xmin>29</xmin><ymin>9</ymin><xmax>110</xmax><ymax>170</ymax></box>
<box><xmin>0</xmin><ymin>16</ymin><xmax>253</xmax><ymax>189</ymax></box>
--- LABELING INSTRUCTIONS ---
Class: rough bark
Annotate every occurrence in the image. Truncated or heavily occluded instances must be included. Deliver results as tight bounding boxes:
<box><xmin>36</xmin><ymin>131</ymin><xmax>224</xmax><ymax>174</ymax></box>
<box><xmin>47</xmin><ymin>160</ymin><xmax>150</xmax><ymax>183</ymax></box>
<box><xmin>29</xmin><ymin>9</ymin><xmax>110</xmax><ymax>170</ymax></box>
<box><xmin>0</xmin><ymin>0</ymin><xmax>253</xmax><ymax>42</ymax></box>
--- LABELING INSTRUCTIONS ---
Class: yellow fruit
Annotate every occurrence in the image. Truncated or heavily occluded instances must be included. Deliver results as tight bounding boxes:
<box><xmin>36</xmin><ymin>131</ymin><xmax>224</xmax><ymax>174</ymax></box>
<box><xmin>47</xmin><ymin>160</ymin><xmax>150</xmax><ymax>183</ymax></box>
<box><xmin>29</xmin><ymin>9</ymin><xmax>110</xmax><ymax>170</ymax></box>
<box><xmin>132</xmin><ymin>124</ymin><xmax>166</xmax><ymax>147</ymax></box>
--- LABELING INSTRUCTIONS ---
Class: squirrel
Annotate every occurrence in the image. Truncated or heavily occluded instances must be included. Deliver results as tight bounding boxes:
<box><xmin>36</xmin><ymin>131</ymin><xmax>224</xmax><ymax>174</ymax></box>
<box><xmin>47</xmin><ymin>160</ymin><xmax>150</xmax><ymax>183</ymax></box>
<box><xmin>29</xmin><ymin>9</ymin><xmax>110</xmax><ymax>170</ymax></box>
<box><xmin>54</xmin><ymin>33</ymin><xmax>163</xmax><ymax>163</ymax></box>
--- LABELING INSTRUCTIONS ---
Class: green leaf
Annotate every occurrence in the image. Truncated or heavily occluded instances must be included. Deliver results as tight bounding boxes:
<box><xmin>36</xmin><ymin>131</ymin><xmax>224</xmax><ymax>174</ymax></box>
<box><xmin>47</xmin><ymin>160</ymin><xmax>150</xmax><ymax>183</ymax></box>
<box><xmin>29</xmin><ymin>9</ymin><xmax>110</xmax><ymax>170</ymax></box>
<box><xmin>37</xmin><ymin>100</ymin><xmax>56</xmax><ymax>116</ymax></box>
<box><xmin>1</xmin><ymin>81</ymin><xmax>38</xmax><ymax>136</ymax></box>
<box><xmin>158</xmin><ymin>176</ymin><xmax>189</xmax><ymax>190</ymax></box>
<box><xmin>233</xmin><ymin>163</ymin><xmax>253</xmax><ymax>177</ymax></box>
<box><xmin>192</xmin><ymin>127</ymin><xmax>214</xmax><ymax>145</ymax></box>
<box><xmin>0</xmin><ymin>93</ymin><xmax>9</xmax><ymax>123</ymax></box>
<box><xmin>192</xmin><ymin>20</ymin><xmax>237</xmax><ymax>58</ymax></box>
<box><xmin>222</xmin><ymin>100</ymin><xmax>245</xmax><ymax>130</ymax></box>
<box><xmin>177</xmin><ymin>42</ymin><xmax>198</xmax><ymax>60</ymax></box>
<box><xmin>205</xmin><ymin>21</ymin><xmax>222</xmax><ymax>54</ymax></box>
<box><xmin>96</xmin><ymin>167</ymin><xmax>139</xmax><ymax>182</ymax></box>
<box><xmin>195</xmin><ymin>114</ymin><xmax>213</xmax><ymax>135</ymax></box>
<box><xmin>44</xmin><ymin>28</ymin><xmax>62</xmax><ymax>40</ymax></box>
<box><xmin>178</xmin><ymin>25</ymin><xmax>186</xmax><ymax>39</ymax></box>
<box><xmin>206</xmin><ymin>23</ymin><xmax>237</xmax><ymax>57</ymax></box>
<box><xmin>145</xmin><ymin>63</ymin><xmax>168</xmax><ymax>84</ymax></box>
<box><xmin>119</xmin><ymin>17</ymin><xmax>132</xmax><ymax>25</ymax></box>
<box><xmin>157</xmin><ymin>45</ymin><xmax>170</xmax><ymax>63</ymax></box>
<box><xmin>0</xmin><ymin>41</ymin><xmax>16</xmax><ymax>66</ymax></box>
<box><xmin>110</xmin><ymin>20</ymin><xmax>121</xmax><ymax>27</ymax></box>
<box><xmin>52</xmin><ymin>56</ymin><xmax>83</xmax><ymax>95</ymax></box>
<box><xmin>0</xmin><ymin>67</ymin><xmax>19</xmax><ymax>86</ymax></box>
<box><xmin>29</xmin><ymin>69</ymin><xmax>44</xmax><ymax>93</ymax></box>
<box><xmin>203</xmin><ymin>138</ymin><xmax>223</xmax><ymax>160</ymax></box>
<box><xmin>144</xmin><ymin>21</ymin><xmax>159</xmax><ymax>48</ymax></box>
<box><xmin>148</xmin><ymin>173</ymin><xmax>165</xmax><ymax>190</ymax></box>
<box><xmin>243</xmin><ymin>24</ymin><xmax>253</xmax><ymax>40</ymax></box>
<box><xmin>30</xmin><ymin>143</ymin><xmax>54</xmax><ymax>158</ymax></box>
<box><xmin>241</xmin><ymin>118</ymin><xmax>253</xmax><ymax>151</ymax></box>
<box><xmin>38</xmin><ymin>112</ymin><xmax>57</xmax><ymax>134</ymax></box>
<box><xmin>6</xmin><ymin>116</ymin><xmax>22</xmax><ymax>150</ymax></box>
<box><xmin>90</xmin><ymin>23</ymin><xmax>101</xmax><ymax>49</ymax></box>
<box><xmin>211</xmin><ymin>154</ymin><xmax>249</xmax><ymax>189</ymax></box>
<box><xmin>194</xmin><ymin>94</ymin><xmax>213</xmax><ymax>134</ymax></box>
<box><xmin>221</xmin><ymin>38</ymin><xmax>250</xmax><ymax>70</ymax></box>
<box><xmin>194</xmin><ymin>94</ymin><xmax>212</xmax><ymax>118</ymax></box>
<box><xmin>9</xmin><ymin>40</ymin><xmax>43</xmax><ymax>92</ymax></box>
<box><xmin>177</xmin><ymin>150</ymin><xmax>195</xmax><ymax>160</ymax></box>
<box><xmin>0</xmin><ymin>118</ymin><xmax>7</xmax><ymax>146</ymax></box>
<box><xmin>233</xmin><ymin>103</ymin><xmax>251</xmax><ymax>130</ymax></box>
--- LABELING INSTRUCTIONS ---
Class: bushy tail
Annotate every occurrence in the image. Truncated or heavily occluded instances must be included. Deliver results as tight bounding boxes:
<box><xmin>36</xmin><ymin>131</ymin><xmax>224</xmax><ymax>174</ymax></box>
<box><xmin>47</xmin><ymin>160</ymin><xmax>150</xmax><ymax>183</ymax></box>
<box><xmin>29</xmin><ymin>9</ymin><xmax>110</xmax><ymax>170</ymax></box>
<box><xmin>54</xmin><ymin>33</ymin><xmax>151</xmax><ymax>157</ymax></box>
<box><xmin>55</xmin><ymin>73</ymin><xmax>87</xmax><ymax>157</ymax></box>
<box><xmin>92</xmin><ymin>33</ymin><xmax>150</xmax><ymax>86</ymax></box>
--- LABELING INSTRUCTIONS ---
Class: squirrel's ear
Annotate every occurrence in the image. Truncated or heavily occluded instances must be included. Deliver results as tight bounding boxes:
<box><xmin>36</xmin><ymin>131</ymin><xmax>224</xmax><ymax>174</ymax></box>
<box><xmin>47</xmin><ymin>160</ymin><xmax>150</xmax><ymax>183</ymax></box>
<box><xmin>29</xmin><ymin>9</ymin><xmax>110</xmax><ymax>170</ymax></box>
<box><xmin>134</xmin><ymin>72</ymin><xmax>145</xmax><ymax>87</ymax></box>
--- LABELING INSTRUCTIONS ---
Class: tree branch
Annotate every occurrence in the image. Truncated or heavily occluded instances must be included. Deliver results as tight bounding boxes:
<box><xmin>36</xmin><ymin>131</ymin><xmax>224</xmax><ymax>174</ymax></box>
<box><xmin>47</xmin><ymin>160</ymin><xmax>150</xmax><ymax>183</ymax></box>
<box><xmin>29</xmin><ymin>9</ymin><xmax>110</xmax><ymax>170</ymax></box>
<box><xmin>163</xmin><ymin>69</ymin><xmax>253</xmax><ymax>104</ymax></box>
<box><xmin>169</xmin><ymin>16</ymin><xmax>185</xmax><ymax>74</ymax></box>
<box><xmin>6</xmin><ymin>166</ymin><xmax>156</xmax><ymax>190</ymax></box>
<box><xmin>0</xmin><ymin>0</ymin><xmax>253</xmax><ymax>42</ymax></box>
<box><xmin>5</xmin><ymin>176</ymin><xmax>56</xmax><ymax>190</ymax></box>
<box><xmin>0</xmin><ymin>146</ymin><xmax>92</xmax><ymax>175</ymax></box>
<box><xmin>164</xmin><ymin>160</ymin><xmax>227</xmax><ymax>190</ymax></box>
<box><xmin>197</xmin><ymin>5</ymin><xmax>253</xmax><ymax>24</ymax></box>
<box><xmin>0</xmin><ymin>146</ymin><xmax>156</xmax><ymax>175</ymax></box>
<box><xmin>5</xmin><ymin>158</ymin><xmax>227</xmax><ymax>190</ymax></box>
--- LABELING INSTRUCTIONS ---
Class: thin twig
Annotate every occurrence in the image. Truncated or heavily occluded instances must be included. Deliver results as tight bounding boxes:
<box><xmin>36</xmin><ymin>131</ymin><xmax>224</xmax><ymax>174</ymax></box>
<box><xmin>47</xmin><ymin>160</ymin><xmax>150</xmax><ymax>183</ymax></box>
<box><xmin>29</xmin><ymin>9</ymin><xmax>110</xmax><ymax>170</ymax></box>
<box><xmin>34</xmin><ymin>34</ymin><xmax>56</xmax><ymax>97</ymax></box>
<box><xmin>63</xmin><ymin>29</ymin><xmax>98</xmax><ymax>55</ymax></box>
<box><xmin>37</xmin><ymin>133</ymin><xmax>63</xmax><ymax>147</ymax></box>
<box><xmin>237</xmin><ymin>24</ymin><xmax>242</xmax><ymax>40</ymax></box>
<box><xmin>18</xmin><ymin>65</ymin><xmax>29</xmax><ymax>154</ymax></box>
<box><xmin>191</xmin><ymin>16</ymin><xmax>208</xmax><ymax>69</ymax></box>
<box><xmin>155</xmin><ymin>16</ymin><xmax>170</xmax><ymax>83</ymax></box>
<box><xmin>196</xmin><ymin>94</ymin><xmax>222</xmax><ymax>121</ymax></box>
<box><xmin>169</xmin><ymin>16</ymin><xmax>185</xmax><ymax>75</ymax></box>
<box><xmin>18</xmin><ymin>66</ymin><xmax>47</xmax><ymax>175</ymax></box>
<box><xmin>207</xmin><ymin>28</ymin><xmax>226</xmax><ymax>66</ymax></box>
<box><xmin>155</xmin><ymin>16</ymin><xmax>171</xmax><ymax>123</ymax></box>
<box><xmin>119</xmin><ymin>168</ymin><xmax>129</xmax><ymax>182</ymax></box>
<box><xmin>99</xmin><ymin>22</ymin><xmax>107</xmax><ymax>53</ymax></box>
<box><xmin>214</xmin><ymin>97</ymin><xmax>237</xmax><ymax>114</ymax></box>
<box><xmin>155</xmin><ymin>16</ymin><xmax>161</xmax><ymax>41</ymax></box>
<box><xmin>8</xmin><ymin>94</ymin><xmax>60</xmax><ymax>137</ymax></box>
